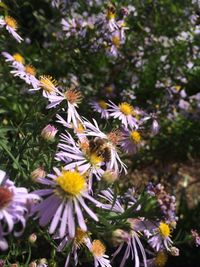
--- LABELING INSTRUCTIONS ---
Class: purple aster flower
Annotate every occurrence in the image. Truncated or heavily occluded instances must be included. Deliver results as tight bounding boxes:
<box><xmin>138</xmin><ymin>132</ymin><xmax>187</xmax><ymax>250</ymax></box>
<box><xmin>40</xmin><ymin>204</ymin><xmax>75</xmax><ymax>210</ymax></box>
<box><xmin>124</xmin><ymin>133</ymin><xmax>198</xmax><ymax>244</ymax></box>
<box><xmin>32</xmin><ymin>168</ymin><xmax>102</xmax><ymax>239</ymax></box>
<box><xmin>148</xmin><ymin>222</ymin><xmax>173</xmax><ymax>251</ymax></box>
<box><xmin>120</xmin><ymin>128</ymin><xmax>143</xmax><ymax>154</ymax></box>
<box><xmin>0</xmin><ymin>170</ymin><xmax>39</xmax><ymax>251</ymax></box>
<box><xmin>90</xmin><ymin>100</ymin><xmax>110</xmax><ymax>119</ymax></box>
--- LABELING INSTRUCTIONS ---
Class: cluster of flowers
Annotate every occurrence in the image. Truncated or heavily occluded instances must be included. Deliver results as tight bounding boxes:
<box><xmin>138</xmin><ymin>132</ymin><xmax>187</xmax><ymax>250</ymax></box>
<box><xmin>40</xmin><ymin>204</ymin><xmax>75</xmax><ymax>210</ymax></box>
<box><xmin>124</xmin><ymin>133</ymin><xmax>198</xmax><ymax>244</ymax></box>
<box><xmin>1</xmin><ymin>50</ymin><xmax>178</xmax><ymax>266</ymax></box>
<box><xmin>0</xmin><ymin>4</ymin><xmax>182</xmax><ymax>267</ymax></box>
<box><xmin>59</xmin><ymin>3</ymin><xmax>133</xmax><ymax>57</ymax></box>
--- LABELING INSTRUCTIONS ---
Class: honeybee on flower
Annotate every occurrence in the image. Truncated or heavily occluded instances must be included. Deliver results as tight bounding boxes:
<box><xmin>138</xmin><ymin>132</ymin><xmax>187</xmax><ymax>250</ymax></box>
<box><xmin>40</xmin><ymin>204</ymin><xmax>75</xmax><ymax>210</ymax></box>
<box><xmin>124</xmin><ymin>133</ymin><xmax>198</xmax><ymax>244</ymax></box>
<box><xmin>81</xmin><ymin>118</ymin><xmax>127</xmax><ymax>174</ymax></box>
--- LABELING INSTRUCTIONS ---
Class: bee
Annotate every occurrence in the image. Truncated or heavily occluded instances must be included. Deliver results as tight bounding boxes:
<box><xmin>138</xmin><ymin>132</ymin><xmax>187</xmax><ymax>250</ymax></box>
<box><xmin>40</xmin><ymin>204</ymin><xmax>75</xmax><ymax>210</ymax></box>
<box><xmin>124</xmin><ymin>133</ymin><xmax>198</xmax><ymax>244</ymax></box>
<box><xmin>89</xmin><ymin>137</ymin><xmax>111</xmax><ymax>163</ymax></box>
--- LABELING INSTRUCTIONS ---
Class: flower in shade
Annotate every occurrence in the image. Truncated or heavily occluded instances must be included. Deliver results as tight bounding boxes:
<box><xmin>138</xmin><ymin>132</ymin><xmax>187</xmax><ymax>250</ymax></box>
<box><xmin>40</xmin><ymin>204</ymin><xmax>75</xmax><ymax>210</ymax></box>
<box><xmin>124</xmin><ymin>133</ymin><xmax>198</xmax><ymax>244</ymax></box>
<box><xmin>56</xmin><ymin>228</ymin><xmax>111</xmax><ymax>267</ymax></box>
<box><xmin>41</xmin><ymin>124</ymin><xmax>58</xmax><ymax>141</ymax></box>
<box><xmin>120</xmin><ymin>128</ymin><xmax>142</xmax><ymax>153</ymax></box>
<box><xmin>88</xmin><ymin>239</ymin><xmax>112</xmax><ymax>267</ymax></box>
<box><xmin>191</xmin><ymin>229</ymin><xmax>200</xmax><ymax>247</ymax></box>
<box><xmin>0</xmin><ymin>16</ymin><xmax>23</xmax><ymax>42</ymax></box>
<box><xmin>108</xmin><ymin>101</ymin><xmax>139</xmax><ymax>129</ymax></box>
<box><xmin>106</xmin><ymin>6</ymin><xmax>118</xmax><ymax>32</ymax></box>
<box><xmin>111</xmin><ymin>226</ymin><xmax>147</xmax><ymax>267</ymax></box>
<box><xmin>99</xmin><ymin>189</ymin><xmax>147</xmax><ymax>267</ymax></box>
<box><xmin>90</xmin><ymin>100</ymin><xmax>110</xmax><ymax>119</ymax></box>
<box><xmin>2</xmin><ymin>52</ymin><xmax>25</xmax><ymax>69</ymax></box>
<box><xmin>0</xmin><ymin>170</ymin><xmax>39</xmax><ymax>251</ymax></box>
<box><xmin>32</xmin><ymin>168</ymin><xmax>101</xmax><ymax>238</ymax></box>
<box><xmin>11</xmin><ymin>65</ymin><xmax>39</xmax><ymax>89</ymax></box>
<box><xmin>146</xmin><ymin>251</ymin><xmax>168</xmax><ymax>267</ymax></box>
<box><xmin>148</xmin><ymin>222</ymin><xmax>173</xmax><ymax>251</ymax></box>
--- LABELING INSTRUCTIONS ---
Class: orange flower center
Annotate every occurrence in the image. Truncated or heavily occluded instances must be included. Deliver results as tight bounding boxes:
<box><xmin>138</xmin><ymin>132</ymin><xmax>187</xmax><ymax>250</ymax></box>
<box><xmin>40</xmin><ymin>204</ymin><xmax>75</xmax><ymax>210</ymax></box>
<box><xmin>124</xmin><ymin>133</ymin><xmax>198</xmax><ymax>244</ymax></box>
<box><xmin>0</xmin><ymin>187</ymin><xmax>13</xmax><ymax>209</ymax></box>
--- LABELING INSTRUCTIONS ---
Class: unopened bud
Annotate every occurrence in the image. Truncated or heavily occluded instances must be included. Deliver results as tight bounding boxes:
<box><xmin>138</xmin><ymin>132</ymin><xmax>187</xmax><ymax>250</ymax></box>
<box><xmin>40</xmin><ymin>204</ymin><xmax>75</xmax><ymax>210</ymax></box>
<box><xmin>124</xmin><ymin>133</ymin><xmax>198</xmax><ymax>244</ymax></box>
<box><xmin>28</xmin><ymin>233</ymin><xmax>37</xmax><ymax>244</ymax></box>
<box><xmin>10</xmin><ymin>264</ymin><xmax>19</xmax><ymax>267</ymax></box>
<box><xmin>31</xmin><ymin>167</ymin><xmax>46</xmax><ymax>181</ymax></box>
<box><xmin>41</xmin><ymin>124</ymin><xmax>57</xmax><ymax>141</ymax></box>
<box><xmin>112</xmin><ymin>229</ymin><xmax>129</xmax><ymax>246</ymax></box>
<box><xmin>170</xmin><ymin>246</ymin><xmax>179</xmax><ymax>256</ymax></box>
<box><xmin>38</xmin><ymin>258</ymin><xmax>48</xmax><ymax>264</ymax></box>
<box><xmin>29</xmin><ymin>262</ymin><xmax>37</xmax><ymax>267</ymax></box>
<box><xmin>102</xmin><ymin>170</ymin><xmax>118</xmax><ymax>183</ymax></box>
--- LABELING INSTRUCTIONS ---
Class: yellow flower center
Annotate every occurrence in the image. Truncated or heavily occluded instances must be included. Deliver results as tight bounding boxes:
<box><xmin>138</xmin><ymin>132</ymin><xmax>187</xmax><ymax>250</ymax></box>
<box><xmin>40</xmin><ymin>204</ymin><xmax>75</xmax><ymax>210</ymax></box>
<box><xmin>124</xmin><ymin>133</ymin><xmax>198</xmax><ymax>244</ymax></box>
<box><xmin>130</xmin><ymin>131</ymin><xmax>141</xmax><ymax>144</ymax></box>
<box><xmin>0</xmin><ymin>187</ymin><xmax>13</xmax><ymax>209</ymax></box>
<box><xmin>56</xmin><ymin>170</ymin><xmax>85</xmax><ymax>197</ymax></box>
<box><xmin>105</xmin><ymin>85</ymin><xmax>114</xmax><ymax>93</ymax></box>
<box><xmin>89</xmin><ymin>153</ymin><xmax>103</xmax><ymax>165</ymax></box>
<box><xmin>107</xmin><ymin>10</ymin><xmax>115</xmax><ymax>20</ymax></box>
<box><xmin>159</xmin><ymin>222</ymin><xmax>171</xmax><ymax>238</ymax></box>
<box><xmin>13</xmin><ymin>53</ymin><xmax>24</xmax><ymax>64</ymax></box>
<box><xmin>98</xmin><ymin>100</ymin><xmax>107</xmax><ymax>109</ymax></box>
<box><xmin>112</xmin><ymin>35</ymin><xmax>121</xmax><ymax>47</ymax></box>
<box><xmin>91</xmin><ymin>240</ymin><xmax>106</xmax><ymax>257</ymax></box>
<box><xmin>39</xmin><ymin>75</ymin><xmax>57</xmax><ymax>92</ymax></box>
<box><xmin>155</xmin><ymin>251</ymin><xmax>168</xmax><ymax>267</ymax></box>
<box><xmin>75</xmin><ymin>122</ymin><xmax>85</xmax><ymax>133</ymax></box>
<box><xmin>25</xmin><ymin>65</ymin><xmax>36</xmax><ymax>76</ymax></box>
<box><xmin>75</xmin><ymin>228</ymin><xmax>88</xmax><ymax>247</ymax></box>
<box><xmin>174</xmin><ymin>85</ymin><xmax>181</xmax><ymax>92</ymax></box>
<box><xmin>118</xmin><ymin>102</ymin><xmax>134</xmax><ymax>116</ymax></box>
<box><xmin>4</xmin><ymin>16</ymin><xmax>18</xmax><ymax>30</ymax></box>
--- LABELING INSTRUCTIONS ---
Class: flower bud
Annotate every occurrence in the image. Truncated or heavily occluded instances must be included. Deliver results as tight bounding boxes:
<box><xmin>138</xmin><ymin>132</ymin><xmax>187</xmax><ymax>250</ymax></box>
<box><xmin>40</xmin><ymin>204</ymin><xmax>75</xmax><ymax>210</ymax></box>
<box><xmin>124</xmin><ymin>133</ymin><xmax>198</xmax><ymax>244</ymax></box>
<box><xmin>28</xmin><ymin>233</ymin><xmax>37</xmax><ymax>244</ymax></box>
<box><xmin>38</xmin><ymin>258</ymin><xmax>48</xmax><ymax>264</ymax></box>
<box><xmin>41</xmin><ymin>125</ymin><xmax>57</xmax><ymax>141</ymax></box>
<box><xmin>112</xmin><ymin>229</ymin><xmax>129</xmax><ymax>246</ymax></box>
<box><xmin>29</xmin><ymin>262</ymin><xmax>37</xmax><ymax>267</ymax></box>
<box><xmin>31</xmin><ymin>167</ymin><xmax>46</xmax><ymax>182</ymax></box>
<box><xmin>170</xmin><ymin>246</ymin><xmax>179</xmax><ymax>256</ymax></box>
<box><xmin>102</xmin><ymin>170</ymin><xmax>118</xmax><ymax>183</ymax></box>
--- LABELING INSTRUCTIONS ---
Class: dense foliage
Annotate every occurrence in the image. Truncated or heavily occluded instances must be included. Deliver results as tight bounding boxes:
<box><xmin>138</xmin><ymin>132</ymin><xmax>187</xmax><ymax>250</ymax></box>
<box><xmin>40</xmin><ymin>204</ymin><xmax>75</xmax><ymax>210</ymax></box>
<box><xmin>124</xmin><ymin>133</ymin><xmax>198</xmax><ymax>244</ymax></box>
<box><xmin>0</xmin><ymin>0</ymin><xmax>200</xmax><ymax>266</ymax></box>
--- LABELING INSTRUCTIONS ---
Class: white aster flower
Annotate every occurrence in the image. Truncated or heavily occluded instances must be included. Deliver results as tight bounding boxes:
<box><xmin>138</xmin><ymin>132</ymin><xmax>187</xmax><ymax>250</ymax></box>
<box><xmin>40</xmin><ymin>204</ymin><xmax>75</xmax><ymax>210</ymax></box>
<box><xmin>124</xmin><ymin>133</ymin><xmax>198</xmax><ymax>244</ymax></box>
<box><xmin>90</xmin><ymin>100</ymin><xmax>110</xmax><ymax>119</ymax></box>
<box><xmin>0</xmin><ymin>16</ymin><xmax>23</xmax><ymax>42</ymax></box>
<box><xmin>2</xmin><ymin>52</ymin><xmax>25</xmax><ymax>69</ymax></box>
<box><xmin>11</xmin><ymin>65</ymin><xmax>39</xmax><ymax>89</ymax></box>
<box><xmin>108</xmin><ymin>101</ymin><xmax>139</xmax><ymax>129</ymax></box>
